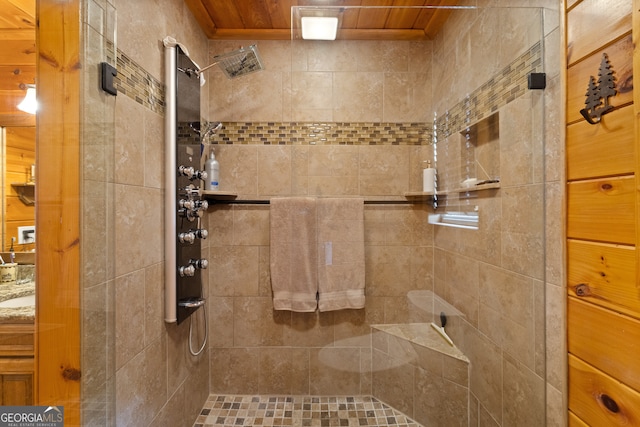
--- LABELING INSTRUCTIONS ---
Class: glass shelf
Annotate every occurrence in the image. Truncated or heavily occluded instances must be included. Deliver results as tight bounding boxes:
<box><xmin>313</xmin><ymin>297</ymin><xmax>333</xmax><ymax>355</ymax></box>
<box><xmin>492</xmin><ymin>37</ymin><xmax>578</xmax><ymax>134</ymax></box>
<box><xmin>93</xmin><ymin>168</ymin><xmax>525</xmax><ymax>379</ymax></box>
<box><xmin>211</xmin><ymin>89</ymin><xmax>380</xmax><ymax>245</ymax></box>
<box><xmin>404</xmin><ymin>181</ymin><xmax>500</xmax><ymax>199</ymax></box>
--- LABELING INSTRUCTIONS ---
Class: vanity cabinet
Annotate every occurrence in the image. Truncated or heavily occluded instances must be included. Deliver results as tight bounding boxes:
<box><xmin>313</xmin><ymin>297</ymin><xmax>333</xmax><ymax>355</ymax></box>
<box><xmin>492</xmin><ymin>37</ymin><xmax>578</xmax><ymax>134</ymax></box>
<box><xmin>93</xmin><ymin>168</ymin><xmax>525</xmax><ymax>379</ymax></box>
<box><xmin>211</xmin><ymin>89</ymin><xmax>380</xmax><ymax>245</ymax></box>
<box><xmin>0</xmin><ymin>323</ymin><xmax>34</xmax><ymax>405</ymax></box>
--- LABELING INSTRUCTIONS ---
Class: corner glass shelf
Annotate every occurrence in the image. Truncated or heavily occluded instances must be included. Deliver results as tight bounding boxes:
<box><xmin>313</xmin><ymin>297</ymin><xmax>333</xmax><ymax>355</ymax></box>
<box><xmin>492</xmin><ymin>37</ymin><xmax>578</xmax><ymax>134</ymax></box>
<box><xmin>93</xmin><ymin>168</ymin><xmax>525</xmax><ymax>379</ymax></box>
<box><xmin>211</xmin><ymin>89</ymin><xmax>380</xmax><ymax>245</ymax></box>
<box><xmin>404</xmin><ymin>181</ymin><xmax>500</xmax><ymax>199</ymax></box>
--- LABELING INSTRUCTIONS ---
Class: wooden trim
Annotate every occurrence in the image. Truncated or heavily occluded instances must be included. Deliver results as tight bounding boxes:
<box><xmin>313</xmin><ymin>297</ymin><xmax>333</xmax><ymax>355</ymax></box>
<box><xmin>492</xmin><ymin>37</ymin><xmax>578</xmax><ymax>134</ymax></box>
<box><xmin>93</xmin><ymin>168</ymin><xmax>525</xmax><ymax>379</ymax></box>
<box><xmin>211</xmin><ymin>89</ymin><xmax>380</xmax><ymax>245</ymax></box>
<box><xmin>634</xmin><ymin>0</ymin><xmax>640</xmax><ymax>365</ymax></box>
<box><xmin>36</xmin><ymin>0</ymin><xmax>81</xmax><ymax>425</ymax></box>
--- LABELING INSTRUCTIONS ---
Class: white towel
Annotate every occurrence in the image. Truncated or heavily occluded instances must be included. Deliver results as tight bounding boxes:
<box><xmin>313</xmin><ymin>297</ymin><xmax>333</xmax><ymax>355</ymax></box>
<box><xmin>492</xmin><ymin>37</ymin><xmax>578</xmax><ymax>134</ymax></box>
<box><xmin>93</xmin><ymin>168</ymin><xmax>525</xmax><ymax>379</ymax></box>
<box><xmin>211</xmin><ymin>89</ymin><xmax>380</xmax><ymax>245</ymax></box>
<box><xmin>317</xmin><ymin>198</ymin><xmax>365</xmax><ymax>312</ymax></box>
<box><xmin>270</xmin><ymin>197</ymin><xmax>318</xmax><ymax>311</ymax></box>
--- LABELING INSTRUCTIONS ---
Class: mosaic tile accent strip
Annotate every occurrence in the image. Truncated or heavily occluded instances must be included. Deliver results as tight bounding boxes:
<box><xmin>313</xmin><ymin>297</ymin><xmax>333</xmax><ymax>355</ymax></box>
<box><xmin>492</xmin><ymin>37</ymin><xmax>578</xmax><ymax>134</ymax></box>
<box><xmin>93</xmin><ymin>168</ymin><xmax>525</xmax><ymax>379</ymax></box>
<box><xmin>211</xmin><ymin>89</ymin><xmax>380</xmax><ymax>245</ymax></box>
<box><xmin>106</xmin><ymin>41</ymin><xmax>166</xmax><ymax>115</ymax></box>
<box><xmin>107</xmin><ymin>39</ymin><xmax>540</xmax><ymax>147</ymax></box>
<box><xmin>194</xmin><ymin>395</ymin><xmax>423</xmax><ymax>427</ymax></box>
<box><xmin>210</xmin><ymin>122</ymin><xmax>432</xmax><ymax>146</ymax></box>
<box><xmin>436</xmin><ymin>41</ymin><xmax>543</xmax><ymax>137</ymax></box>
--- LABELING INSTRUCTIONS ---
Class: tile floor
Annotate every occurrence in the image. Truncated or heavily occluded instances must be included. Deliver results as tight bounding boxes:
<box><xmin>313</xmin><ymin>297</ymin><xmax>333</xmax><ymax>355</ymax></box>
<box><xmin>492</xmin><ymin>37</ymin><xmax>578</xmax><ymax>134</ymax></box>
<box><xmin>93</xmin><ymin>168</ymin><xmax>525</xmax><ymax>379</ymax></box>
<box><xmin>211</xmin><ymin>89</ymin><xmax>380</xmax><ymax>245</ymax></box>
<box><xmin>193</xmin><ymin>395</ymin><xmax>423</xmax><ymax>427</ymax></box>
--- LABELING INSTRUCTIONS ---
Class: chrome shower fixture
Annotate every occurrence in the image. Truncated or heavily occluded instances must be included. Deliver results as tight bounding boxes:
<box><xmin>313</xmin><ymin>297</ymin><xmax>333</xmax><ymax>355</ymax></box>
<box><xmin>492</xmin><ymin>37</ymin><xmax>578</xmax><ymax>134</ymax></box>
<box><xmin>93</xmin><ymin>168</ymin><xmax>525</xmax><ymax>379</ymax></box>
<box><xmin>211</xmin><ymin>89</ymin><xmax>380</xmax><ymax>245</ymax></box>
<box><xmin>183</xmin><ymin>45</ymin><xmax>264</xmax><ymax>79</ymax></box>
<box><xmin>189</xmin><ymin>121</ymin><xmax>223</xmax><ymax>143</ymax></box>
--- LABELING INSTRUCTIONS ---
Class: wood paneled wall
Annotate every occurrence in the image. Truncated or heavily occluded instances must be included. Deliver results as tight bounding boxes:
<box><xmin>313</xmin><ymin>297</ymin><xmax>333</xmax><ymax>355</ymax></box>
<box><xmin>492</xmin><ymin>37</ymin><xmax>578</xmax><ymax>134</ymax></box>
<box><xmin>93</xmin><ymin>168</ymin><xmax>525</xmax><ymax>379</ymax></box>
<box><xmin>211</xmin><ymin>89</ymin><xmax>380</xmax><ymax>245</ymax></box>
<box><xmin>3</xmin><ymin>126</ymin><xmax>35</xmax><ymax>252</ymax></box>
<box><xmin>566</xmin><ymin>0</ymin><xmax>640</xmax><ymax>425</ymax></box>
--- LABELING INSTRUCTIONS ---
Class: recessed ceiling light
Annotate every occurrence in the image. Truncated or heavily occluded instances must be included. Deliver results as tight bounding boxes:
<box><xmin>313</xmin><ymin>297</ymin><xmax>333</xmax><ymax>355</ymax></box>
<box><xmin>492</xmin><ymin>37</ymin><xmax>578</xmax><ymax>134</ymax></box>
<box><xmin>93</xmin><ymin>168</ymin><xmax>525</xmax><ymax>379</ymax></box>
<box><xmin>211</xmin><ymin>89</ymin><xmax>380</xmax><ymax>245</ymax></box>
<box><xmin>301</xmin><ymin>16</ymin><xmax>339</xmax><ymax>40</ymax></box>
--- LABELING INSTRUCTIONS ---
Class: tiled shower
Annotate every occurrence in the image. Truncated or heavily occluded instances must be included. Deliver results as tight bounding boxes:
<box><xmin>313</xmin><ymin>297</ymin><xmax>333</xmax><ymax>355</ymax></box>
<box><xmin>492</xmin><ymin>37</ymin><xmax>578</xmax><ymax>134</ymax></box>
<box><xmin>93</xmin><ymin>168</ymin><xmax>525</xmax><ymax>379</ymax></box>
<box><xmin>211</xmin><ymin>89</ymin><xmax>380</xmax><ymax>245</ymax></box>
<box><xmin>80</xmin><ymin>1</ymin><xmax>565</xmax><ymax>426</ymax></box>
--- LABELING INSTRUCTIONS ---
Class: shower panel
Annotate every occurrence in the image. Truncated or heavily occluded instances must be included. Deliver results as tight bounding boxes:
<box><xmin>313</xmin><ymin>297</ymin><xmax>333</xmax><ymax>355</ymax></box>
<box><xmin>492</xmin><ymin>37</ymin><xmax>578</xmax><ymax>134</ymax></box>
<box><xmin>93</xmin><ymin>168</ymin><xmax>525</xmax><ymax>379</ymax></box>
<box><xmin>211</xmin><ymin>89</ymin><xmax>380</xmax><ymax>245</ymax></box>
<box><xmin>164</xmin><ymin>41</ymin><xmax>208</xmax><ymax>324</ymax></box>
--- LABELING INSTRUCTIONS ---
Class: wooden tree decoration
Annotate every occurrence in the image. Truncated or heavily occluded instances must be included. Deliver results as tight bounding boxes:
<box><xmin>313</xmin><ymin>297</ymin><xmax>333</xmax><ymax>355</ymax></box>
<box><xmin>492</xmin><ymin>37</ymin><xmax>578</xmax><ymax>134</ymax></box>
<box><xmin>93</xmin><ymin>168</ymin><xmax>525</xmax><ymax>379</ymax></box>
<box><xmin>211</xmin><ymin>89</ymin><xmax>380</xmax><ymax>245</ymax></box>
<box><xmin>580</xmin><ymin>53</ymin><xmax>617</xmax><ymax>124</ymax></box>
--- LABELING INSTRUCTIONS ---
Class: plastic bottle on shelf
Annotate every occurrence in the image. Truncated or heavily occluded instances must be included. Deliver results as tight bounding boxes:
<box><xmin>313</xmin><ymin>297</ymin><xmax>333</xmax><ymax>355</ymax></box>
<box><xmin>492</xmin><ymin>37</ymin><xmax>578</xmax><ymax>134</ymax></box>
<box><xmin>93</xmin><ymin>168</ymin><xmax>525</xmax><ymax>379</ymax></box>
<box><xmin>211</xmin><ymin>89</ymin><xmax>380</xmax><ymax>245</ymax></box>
<box><xmin>422</xmin><ymin>160</ymin><xmax>436</xmax><ymax>193</ymax></box>
<box><xmin>204</xmin><ymin>147</ymin><xmax>219</xmax><ymax>191</ymax></box>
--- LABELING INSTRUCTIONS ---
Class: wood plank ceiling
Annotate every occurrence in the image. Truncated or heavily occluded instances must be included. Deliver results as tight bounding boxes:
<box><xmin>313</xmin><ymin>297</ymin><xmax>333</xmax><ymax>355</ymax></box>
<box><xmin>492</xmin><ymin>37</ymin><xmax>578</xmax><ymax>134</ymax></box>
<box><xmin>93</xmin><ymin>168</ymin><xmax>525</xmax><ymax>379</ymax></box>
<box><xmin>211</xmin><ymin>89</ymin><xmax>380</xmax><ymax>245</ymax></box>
<box><xmin>185</xmin><ymin>0</ymin><xmax>456</xmax><ymax>40</ymax></box>
<box><xmin>0</xmin><ymin>0</ymin><xmax>35</xmax><ymax>127</ymax></box>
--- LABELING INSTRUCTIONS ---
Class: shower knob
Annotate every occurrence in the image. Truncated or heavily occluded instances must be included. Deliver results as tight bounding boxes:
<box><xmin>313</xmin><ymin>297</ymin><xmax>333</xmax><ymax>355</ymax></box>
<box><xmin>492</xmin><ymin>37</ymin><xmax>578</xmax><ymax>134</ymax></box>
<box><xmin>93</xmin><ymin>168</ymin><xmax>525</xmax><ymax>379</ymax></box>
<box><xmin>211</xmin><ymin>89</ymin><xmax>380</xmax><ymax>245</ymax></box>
<box><xmin>178</xmin><ymin>231</ymin><xmax>196</xmax><ymax>244</ymax></box>
<box><xmin>178</xmin><ymin>165</ymin><xmax>195</xmax><ymax>178</ymax></box>
<box><xmin>191</xmin><ymin>259</ymin><xmax>208</xmax><ymax>269</ymax></box>
<box><xmin>194</xmin><ymin>229</ymin><xmax>208</xmax><ymax>239</ymax></box>
<box><xmin>192</xmin><ymin>170</ymin><xmax>207</xmax><ymax>181</ymax></box>
<box><xmin>194</xmin><ymin>200</ymin><xmax>209</xmax><ymax>210</ymax></box>
<box><xmin>178</xmin><ymin>208</ymin><xmax>202</xmax><ymax>221</ymax></box>
<box><xmin>183</xmin><ymin>184</ymin><xmax>200</xmax><ymax>198</ymax></box>
<box><xmin>179</xmin><ymin>264</ymin><xmax>196</xmax><ymax>277</ymax></box>
<box><xmin>179</xmin><ymin>199</ymin><xmax>195</xmax><ymax>210</ymax></box>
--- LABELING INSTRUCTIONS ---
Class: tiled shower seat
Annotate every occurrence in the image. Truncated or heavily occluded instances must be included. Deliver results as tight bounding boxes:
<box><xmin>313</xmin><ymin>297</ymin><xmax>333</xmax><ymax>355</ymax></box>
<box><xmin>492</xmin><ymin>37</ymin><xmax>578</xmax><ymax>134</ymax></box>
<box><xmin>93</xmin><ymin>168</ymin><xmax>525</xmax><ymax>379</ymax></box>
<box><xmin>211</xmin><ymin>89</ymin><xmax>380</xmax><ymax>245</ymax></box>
<box><xmin>372</xmin><ymin>323</ymin><xmax>469</xmax><ymax>427</ymax></box>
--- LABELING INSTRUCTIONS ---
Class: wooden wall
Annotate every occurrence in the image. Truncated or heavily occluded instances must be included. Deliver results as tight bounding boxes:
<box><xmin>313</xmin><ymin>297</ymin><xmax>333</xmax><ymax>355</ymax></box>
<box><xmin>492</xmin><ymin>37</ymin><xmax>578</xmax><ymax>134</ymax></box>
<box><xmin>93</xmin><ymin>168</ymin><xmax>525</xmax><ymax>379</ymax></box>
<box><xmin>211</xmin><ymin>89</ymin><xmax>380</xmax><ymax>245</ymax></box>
<box><xmin>566</xmin><ymin>0</ymin><xmax>640</xmax><ymax>425</ymax></box>
<box><xmin>0</xmin><ymin>0</ymin><xmax>36</xmax><ymax>128</ymax></box>
<box><xmin>4</xmin><ymin>126</ymin><xmax>35</xmax><ymax>252</ymax></box>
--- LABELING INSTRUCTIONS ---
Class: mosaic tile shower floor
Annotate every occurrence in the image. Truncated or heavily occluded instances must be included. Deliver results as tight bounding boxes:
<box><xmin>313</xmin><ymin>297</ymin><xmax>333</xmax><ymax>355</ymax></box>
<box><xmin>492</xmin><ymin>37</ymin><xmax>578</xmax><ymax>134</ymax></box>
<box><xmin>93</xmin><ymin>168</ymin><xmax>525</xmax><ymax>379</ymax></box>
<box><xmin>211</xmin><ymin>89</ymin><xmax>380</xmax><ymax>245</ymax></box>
<box><xmin>194</xmin><ymin>395</ymin><xmax>423</xmax><ymax>427</ymax></box>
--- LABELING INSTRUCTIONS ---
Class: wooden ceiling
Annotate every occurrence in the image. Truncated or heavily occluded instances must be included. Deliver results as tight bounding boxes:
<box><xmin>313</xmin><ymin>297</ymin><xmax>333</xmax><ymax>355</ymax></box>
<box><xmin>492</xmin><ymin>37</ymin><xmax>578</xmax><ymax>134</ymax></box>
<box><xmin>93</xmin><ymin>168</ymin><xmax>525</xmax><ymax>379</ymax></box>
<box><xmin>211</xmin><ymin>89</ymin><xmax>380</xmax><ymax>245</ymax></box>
<box><xmin>185</xmin><ymin>0</ymin><xmax>457</xmax><ymax>40</ymax></box>
<box><xmin>0</xmin><ymin>0</ymin><xmax>35</xmax><ymax>127</ymax></box>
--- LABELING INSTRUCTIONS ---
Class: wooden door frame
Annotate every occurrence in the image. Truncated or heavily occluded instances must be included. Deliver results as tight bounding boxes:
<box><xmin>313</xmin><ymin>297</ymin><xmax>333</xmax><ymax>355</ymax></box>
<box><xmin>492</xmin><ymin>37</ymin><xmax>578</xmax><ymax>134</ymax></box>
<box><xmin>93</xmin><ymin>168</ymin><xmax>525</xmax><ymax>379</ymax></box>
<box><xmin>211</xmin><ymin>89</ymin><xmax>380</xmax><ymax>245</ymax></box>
<box><xmin>36</xmin><ymin>0</ymin><xmax>82</xmax><ymax>424</ymax></box>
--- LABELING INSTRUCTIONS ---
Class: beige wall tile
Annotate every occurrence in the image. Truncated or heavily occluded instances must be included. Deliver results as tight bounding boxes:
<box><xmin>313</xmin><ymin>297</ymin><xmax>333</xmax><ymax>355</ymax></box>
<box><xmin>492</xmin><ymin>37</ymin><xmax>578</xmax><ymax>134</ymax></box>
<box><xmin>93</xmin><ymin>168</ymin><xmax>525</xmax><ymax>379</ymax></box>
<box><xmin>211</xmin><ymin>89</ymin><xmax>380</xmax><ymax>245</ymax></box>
<box><xmin>115</xmin><ymin>269</ymin><xmax>146</xmax><ymax>370</ymax></box>
<box><xmin>115</xmin><ymin>336</ymin><xmax>167</xmax><ymax>426</ymax></box>
<box><xmin>285</xmin><ymin>311</ymin><xmax>334</xmax><ymax>347</ymax></box>
<box><xmin>233</xmin><ymin>206</ymin><xmax>270</xmax><ymax>245</ymax></box>
<box><xmin>209</xmin><ymin>246</ymin><xmax>260</xmax><ymax>296</ymax></box>
<box><xmin>310</xmin><ymin>347</ymin><xmax>363</xmax><ymax>395</ymax></box>
<box><xmin>210</xmin><ymin>348</ymin><xmax>260</xmax><ymax>394</ymax></box>
<box><xmin>465</xmin><ymin>330</ymin><xmax>503</xmax><ymax>424</ymax></box>
<box><xmin>215</xmin><ymin>145</ymin><xmax>258</xmax><ymax>194</ymax></box>
<box><xmin>144</xmin><ymin>263</ymin><xmax>164</xmax><ymax>346</ymax></box>
<box><xmin>115</xmin><ymin>97</ymin><xmax>145</xmax><ymax>186</ymax></box>
<box><xmin>208</xmin><ymin>296</ymin><xmax>234</xmax><ymax>348</ymax></box>
<box><xmin>333</xmin><ymin>72</ymin><xmax>383</xmax><ymax>121</ymax></box>
<box><xmin>415</xmin><ymin>373</ymin><xmax>468</xmax><ymax>427</ymax></box>
<box><xmin>257</xmin><ymin>145</ymin><xmax>292</xmax><ymax>196</ymax></box>
<box><xmin>502</xmin><ymin>355</ymin><xmax>545</xmax><ymax>427</ymax></box>
<box><xmin>234</xmin><ymin>297</ymin><xmax>287</xmax><ymax>346</ymax></box>
<box><xmin>114</xmin><ymin>185</ymin><xmax>163</xmax><ymax>276</ymax></box>
<box><xmin>372</xmin><ymin>349</ymin><xmax>415</xmax><ymax>416</ymax></box>
<box><xmin>258</xmin><ymin>348</ymin><xmax>309</xmax><ymax>394</ymax></box>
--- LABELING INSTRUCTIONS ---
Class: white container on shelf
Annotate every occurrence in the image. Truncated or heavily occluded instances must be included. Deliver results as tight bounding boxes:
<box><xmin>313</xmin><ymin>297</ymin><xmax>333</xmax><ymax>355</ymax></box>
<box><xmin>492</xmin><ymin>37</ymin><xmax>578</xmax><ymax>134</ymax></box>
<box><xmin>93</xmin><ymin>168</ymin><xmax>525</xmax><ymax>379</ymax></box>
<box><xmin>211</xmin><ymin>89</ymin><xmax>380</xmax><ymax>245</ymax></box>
<box><xmin>422</xmin><ymin>160</ymin><xmax>436</xmax><ymax>193</ymax></box>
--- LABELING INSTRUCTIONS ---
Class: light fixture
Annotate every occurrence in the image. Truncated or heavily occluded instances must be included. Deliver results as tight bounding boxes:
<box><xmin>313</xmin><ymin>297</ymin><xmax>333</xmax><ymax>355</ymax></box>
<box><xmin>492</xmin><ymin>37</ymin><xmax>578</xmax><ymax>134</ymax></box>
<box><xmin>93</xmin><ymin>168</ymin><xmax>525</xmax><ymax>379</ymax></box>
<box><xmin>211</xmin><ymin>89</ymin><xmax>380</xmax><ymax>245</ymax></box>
<box><xmin>17</xmin><ymin>84</ymin><xmax>37</xmax><ymax>114</ymax></box>
<box><xmin>293</xmin><ymin>7</ymin><xmax>344</xmax><ymax>41</ymax></box>
<box><xmin>301</xmin><ymin>16</ymin><xmax>339</xmax><ymax>40</ymax></box>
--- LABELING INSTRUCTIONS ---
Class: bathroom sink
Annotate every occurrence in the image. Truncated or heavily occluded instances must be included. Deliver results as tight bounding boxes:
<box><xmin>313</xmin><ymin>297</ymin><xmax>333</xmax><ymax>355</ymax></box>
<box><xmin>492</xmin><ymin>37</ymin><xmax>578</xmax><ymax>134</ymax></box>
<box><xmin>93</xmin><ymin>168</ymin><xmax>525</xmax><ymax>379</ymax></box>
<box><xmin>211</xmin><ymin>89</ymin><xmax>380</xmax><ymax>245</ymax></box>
<box><xmin>0</xmin><ymin>294</ymin><xmax>35</xmax><ymax>308</ymax></box>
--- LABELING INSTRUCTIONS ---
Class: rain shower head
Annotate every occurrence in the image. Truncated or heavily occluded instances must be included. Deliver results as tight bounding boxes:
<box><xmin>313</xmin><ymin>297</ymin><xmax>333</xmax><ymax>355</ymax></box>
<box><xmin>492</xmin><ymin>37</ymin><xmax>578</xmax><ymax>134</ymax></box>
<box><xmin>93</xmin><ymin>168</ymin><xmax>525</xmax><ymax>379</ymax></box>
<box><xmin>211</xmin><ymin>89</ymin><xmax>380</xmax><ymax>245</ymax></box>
<box><xmin>193</xmin><ymin>45</ymin><xmax>264</xmax><ymax>79</ymax></box>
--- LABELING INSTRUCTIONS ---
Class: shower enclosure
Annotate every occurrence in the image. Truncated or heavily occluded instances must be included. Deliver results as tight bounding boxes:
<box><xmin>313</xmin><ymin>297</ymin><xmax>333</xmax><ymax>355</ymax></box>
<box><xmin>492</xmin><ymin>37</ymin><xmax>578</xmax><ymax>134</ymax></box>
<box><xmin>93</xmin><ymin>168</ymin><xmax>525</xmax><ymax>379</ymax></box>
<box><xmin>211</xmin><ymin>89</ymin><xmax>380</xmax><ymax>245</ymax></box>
<box><xmin>78</xmin><ymin>4</ymin><xmax>562</xmax><ymax>426</ymax></box>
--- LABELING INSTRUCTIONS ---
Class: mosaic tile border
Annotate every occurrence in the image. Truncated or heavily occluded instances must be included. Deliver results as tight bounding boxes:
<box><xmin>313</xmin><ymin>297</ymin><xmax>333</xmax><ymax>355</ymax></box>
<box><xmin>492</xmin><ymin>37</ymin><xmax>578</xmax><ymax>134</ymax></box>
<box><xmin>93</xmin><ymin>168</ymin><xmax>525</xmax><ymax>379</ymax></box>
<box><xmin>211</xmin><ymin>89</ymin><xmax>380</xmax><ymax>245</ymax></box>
<box><xmin>209</xmin><ymin>122</ymin><xmax>432</xmax><ymax>146</ymax></box>
<box><xmin>436</xmin><ymin>41</ymin><xmax>543</xmax><ymax>137</ymax></box>
<box><xmin>194</xmin><ymin>395</ymin><xmax>423</xmax><ymax>427</ymax></box>
<box><xmin>106</xmin><ymin>41</ymin><xmax>166</xmax><ymax>115</ymax></box>
<box><xmin>109</xmin><ymin>39</ymin><xmax>540</xmax><ymax>146</ymax></box>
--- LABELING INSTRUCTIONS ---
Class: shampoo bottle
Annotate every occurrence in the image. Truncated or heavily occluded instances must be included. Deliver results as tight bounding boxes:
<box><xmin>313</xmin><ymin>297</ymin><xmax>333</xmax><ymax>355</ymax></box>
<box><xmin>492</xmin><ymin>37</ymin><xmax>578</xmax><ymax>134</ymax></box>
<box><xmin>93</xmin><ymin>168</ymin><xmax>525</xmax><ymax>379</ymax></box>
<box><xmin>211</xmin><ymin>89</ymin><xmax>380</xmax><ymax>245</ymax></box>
<box><xmin>205</xmin><ymin>147</ymin><xmax>219</xmax><ymax>191</ymax></box>
<box><xmin>422</xmin><ymin>160</ymin><xmax>436</xmax><ymax>193</ymax></box>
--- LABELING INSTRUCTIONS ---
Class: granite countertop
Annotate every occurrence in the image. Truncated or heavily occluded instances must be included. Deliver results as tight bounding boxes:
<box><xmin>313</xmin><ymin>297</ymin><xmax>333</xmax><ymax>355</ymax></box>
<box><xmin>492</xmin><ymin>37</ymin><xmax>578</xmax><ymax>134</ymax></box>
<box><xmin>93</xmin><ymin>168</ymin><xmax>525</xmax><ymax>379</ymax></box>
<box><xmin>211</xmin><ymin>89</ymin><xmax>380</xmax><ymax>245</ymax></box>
<box><xmin>0</xmin><ymin>281</ymin><xmax>35</xmax><ymax>323</ymax></box>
